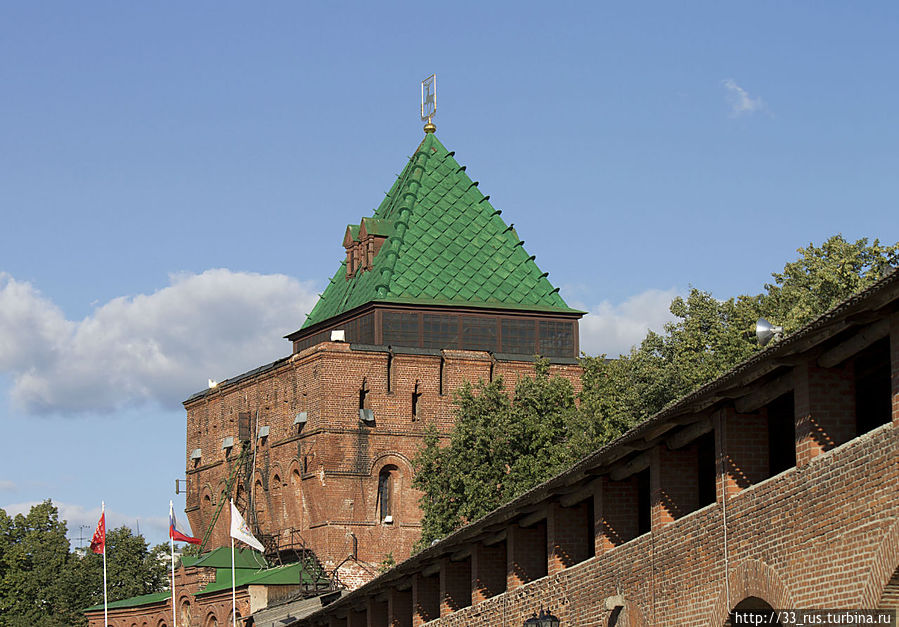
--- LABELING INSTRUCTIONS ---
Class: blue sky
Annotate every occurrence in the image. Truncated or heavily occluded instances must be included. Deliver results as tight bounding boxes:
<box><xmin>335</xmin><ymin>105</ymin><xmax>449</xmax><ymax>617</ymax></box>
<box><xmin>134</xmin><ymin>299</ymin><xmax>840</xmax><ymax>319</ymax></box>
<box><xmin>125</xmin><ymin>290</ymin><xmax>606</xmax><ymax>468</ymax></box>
<box><xmin>1</xmin><ymin>2</ymin><xmax>897</xmax><ymax>547</ymax></box>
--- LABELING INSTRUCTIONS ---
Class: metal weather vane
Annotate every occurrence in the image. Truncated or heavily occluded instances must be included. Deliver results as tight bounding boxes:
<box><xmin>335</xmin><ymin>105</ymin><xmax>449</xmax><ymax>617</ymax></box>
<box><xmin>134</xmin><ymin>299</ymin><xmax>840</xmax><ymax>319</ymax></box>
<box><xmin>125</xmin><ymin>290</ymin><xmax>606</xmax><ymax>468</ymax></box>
<box><xmin>421</xmin><ymin>74</ymin><xmax>436</xmax><ymax>133</ymax></box>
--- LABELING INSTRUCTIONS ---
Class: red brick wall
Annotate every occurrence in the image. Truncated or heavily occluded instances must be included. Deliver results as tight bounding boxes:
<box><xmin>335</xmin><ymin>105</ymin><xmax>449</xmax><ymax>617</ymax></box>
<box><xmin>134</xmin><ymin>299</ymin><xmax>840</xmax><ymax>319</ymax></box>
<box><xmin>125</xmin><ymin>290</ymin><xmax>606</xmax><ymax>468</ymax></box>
<box><xmin>891</xmin><ymin>313</ymin><xmax>899</xmax><ymax>426</ymax></box>
<box><xmin>794</xmin><ymin>361</ymin><xmax>856</xmax><ymax>465</ymax></box>
<box><xmin>440</xmin><ymin>557</ymin><xmax>472</xmax><ymax>613</ymax></box>
<box><xmin>598</xmin><ymin>475</ymin><xmax>640</xmax><ymax>551</ymax></box>
<box><xmin>85</xmin><ymin>564</ymin><xmax>254</xmax><ymax>627</ymax></box>
<box><xmin>412</xmin><ymin>573</ymin><xmax>440</xmax><ymax>626</ymax></box>
<box><xmin>651</xmin><ymin>444</ymin><xmax>699</xmax><ymax>526</ymax></box>
<box><xmin>184</xmin><ymin>343</ymin><xmax>581</xmax><ymax>583</ymax></box>
<box><xmin>548</xmin><ymin>500</ymin><xmax>592</xmax><ymax>574</ymax></box>
<box><xmin>409</xmin><ymin>423</ymin><xmax>898</xmax><ymax>626</ymax></box>
<box><xmin>716</xmin><ymin>408</ymin><xmax>769</xmax><ymax>500</ymax></box>
<box><xmin>507</xmin><ymin>521</ymin><xmax>548</xmax><ymax>590</ymax></box>
<box><xmin>472</xmin><ymin>541</ymin><xmax>507</xmax><ymax>602</ymax></box>
<box><xmin>388</xmin><ymin>588</ymin><xmax>412</xmax><ymax>627</ymax></box>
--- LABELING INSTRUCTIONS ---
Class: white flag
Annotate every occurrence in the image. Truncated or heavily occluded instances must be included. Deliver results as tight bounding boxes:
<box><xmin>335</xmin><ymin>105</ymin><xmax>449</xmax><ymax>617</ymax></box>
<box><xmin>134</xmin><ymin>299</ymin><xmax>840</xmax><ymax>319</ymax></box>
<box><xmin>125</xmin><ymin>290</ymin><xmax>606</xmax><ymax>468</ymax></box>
<box><xmin>229</xmin><ymin>501</ymin><xmax>264</xmax><ymax>552</ymax></box>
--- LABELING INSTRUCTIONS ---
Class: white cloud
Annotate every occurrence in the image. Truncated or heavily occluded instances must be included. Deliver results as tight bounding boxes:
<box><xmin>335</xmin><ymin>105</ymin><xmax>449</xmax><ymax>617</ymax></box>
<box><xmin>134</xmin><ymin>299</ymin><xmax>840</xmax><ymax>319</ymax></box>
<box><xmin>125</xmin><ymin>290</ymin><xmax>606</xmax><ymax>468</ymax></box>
<box><xmin>0</xmin><ymin>270</ymin><xmax>318</xmax><ymax>414</ymax></box>
<box><xmin>2</xmin><ymin>500</ymin><xmax>169</xmax><ymax>545</ymax></box>
<box><xmin>0</xmin><ymin>480</ymin><xmax>15</xmax><ymax>492</ymax></box>
<box><xmin>721</xmin><ymin>78</ymin><xmax>767</xmax><ymax>116</ymax></box>
<box><xmin>578</xmin><ymin>288</ymin><xmax>681</xmax><ymax>357</ymax></box>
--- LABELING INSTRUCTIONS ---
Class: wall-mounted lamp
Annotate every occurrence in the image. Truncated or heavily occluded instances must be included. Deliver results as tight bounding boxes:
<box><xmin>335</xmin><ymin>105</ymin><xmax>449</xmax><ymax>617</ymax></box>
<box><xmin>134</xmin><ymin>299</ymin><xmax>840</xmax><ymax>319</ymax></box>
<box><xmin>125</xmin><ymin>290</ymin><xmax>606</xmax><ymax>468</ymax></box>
<box><xmin>523</xmin><ymin>608</ymin><xmax>560</xmax><ymax>627</ymax></box>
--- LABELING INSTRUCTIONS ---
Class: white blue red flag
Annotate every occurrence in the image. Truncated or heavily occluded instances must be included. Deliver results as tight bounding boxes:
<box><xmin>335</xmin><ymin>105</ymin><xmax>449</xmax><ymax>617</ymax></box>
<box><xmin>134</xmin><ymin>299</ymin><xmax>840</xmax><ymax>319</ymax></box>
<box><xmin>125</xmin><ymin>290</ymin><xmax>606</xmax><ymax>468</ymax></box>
<box><xmin>169</xmin><ymin>501</ymin><xmax>201</xmax><ymax>545</ymax></box>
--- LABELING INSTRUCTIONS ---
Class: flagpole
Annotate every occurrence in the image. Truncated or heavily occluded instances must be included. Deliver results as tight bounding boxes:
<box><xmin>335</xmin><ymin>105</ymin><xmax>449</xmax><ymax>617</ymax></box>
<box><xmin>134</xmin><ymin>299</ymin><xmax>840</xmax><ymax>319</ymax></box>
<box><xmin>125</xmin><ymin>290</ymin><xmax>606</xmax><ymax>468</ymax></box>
<box><xmin>170</xmin><ymin>501</ymin><xmax>178</xmax><ymax>627</ymax></box>
<box><xmin>101</xmin><ymin>501</ymin><xmax>108</xmax><ymax>627</ymax></box>
<box><xmin>231</xmin><ymin>537</ymin><xmax>237</xmax><ymax>627</ymax></box>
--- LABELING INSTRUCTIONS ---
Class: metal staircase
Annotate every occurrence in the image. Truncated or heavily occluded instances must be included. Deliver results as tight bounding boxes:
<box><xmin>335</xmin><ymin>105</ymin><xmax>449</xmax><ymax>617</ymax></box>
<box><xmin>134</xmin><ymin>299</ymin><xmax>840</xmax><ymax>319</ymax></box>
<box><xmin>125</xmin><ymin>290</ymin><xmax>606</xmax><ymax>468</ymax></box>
<box><xmin>197</xmin><ymin>439</ymin><xmax>252</xmax><ymax>553</ymax></box>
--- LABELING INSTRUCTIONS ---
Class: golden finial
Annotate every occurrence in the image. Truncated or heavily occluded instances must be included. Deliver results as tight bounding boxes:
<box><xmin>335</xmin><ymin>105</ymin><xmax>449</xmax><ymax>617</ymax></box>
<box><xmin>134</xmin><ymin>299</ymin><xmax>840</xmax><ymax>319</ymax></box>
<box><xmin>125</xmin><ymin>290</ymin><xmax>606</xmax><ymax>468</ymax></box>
<box><xmin>421</xmin><ymin>74</ymin><xmax>437</xmax><ymax>134</ymax></box>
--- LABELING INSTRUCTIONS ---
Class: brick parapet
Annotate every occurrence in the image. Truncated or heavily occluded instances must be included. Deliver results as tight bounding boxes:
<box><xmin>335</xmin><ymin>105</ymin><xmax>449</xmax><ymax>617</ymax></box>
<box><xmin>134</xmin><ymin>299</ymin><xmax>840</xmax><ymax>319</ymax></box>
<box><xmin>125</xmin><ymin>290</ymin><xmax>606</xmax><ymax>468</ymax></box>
<box><xmin>312</xmin><ymin>423</ymin><xmax>897</xmax><ymax>626</ymax></box>
<box><xmin>891</xmin><ymin>312</ymin><xmax>899</xmax><ymax>426</ymax></box>
<box><xmin>794</xmin><ymin>360</ymin><xmax>856</xmax><ymax>465</ymax></box>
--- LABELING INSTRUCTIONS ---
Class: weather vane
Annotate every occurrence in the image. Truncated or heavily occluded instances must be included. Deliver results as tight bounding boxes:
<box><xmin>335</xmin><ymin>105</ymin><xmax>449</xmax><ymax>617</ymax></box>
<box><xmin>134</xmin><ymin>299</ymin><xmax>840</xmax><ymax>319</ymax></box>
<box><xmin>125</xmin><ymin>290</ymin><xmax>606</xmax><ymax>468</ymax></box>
<box><xmin>421</xmin><ymin>74</ymin><xmax>436</xmax><ymax>133</ymax></box>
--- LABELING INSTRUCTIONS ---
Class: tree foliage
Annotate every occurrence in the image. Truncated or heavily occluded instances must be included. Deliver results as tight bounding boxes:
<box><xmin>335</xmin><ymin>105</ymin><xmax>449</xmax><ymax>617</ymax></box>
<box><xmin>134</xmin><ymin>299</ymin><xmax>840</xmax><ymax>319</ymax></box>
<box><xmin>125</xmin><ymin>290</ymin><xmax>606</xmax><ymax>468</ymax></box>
<box><xmin>413</xmin><ymin>361</ymin><xmax>579</xmax><ymax>549</ymax></box>
<box><xmin>413</xmin><ymin>235</ymin><xmax>898</xmax><ymax>547</ymax></box>
<box><xmin>582</xmin><ymin>235</ymin><xmax>899</xmax><ymax>427</ymax></box>
<box><xmin>0</xmin><ymin>500</ymin><xmax>168</xmax><ymax>626</ymax></box>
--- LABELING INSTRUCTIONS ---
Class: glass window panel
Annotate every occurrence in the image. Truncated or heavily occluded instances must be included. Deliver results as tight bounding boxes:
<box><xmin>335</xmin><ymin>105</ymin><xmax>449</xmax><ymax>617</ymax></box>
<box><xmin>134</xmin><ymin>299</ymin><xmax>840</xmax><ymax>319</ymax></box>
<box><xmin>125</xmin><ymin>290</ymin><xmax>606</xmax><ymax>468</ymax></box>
<box><xmin>382</xmin><ymin>312</ymin><xmax>420</xmax><ymax>347</ymax></box>
<box><xmin>461</xmin><ymin>316</ymin><xmax>497</xmax><ymax>352</ymax></box>
<box><xmin>539</xmin><ymin>320</ymin><xmax>574</xmax><ymax>357</ymax></box>
<box><xmin>356</xmin><ymin>313</ymin><xmax>374</xmax><ymax>344</ymax></box>
<box><xmin>501</xmin><ymin>318</ymin><xmax>536</xmax><ymax>355</ymax></box>
<box><xmin>422</xmin><ymin>314</ymin><xmax>459</xmax><ymax>349</ymax></box>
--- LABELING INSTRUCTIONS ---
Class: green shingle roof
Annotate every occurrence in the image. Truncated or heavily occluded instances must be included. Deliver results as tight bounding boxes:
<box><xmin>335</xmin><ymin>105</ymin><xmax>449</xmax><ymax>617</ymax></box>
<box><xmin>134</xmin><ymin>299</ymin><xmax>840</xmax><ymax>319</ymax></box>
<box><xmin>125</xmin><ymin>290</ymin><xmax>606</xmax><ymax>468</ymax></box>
<box><xmin>84</xmin><ymin>590</ymin><xmax>171</xmax><ymax>612</ymax></box>
<box><xmin>302</xmin><ymin>133</ymin><xmax>579</xmax><ymax>329</ymax></box>
<box><xmin>191</xmin><ymin>545</ymin><xmax>267</xmax><ymax>570</ymax></box>
<box><xmin>196</xmin><ymin>561</ymin><xmax>325</xmax><ymax>596</ymax></box>
<box><xmin>83</xmin><ymin>554</ymin><xmax>327</xmax><ymax>612</ymax></box>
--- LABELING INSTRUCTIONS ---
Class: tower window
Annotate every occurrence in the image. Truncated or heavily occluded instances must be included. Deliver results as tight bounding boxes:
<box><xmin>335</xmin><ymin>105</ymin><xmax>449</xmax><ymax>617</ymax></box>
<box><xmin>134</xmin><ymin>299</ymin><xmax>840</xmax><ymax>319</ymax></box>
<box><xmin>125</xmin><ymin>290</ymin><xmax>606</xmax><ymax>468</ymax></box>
<box><xmin>359</xmin><ymin>379</ymin><xmax>370</xmax><ymax>410</ymax></box>
<box><xmin>387</xmin><ymin>353</ymin><xmax>394</xmax><ymax>394</ymax></box>
<box><xmin>377</xmin><ymin>465</ymin><xmax>398</xmax><ymax>523</ymax></box>
<box><xmin>412</xmin><ymin>382</ymin><xmax>422</xmax><ymax>421</ymax></box>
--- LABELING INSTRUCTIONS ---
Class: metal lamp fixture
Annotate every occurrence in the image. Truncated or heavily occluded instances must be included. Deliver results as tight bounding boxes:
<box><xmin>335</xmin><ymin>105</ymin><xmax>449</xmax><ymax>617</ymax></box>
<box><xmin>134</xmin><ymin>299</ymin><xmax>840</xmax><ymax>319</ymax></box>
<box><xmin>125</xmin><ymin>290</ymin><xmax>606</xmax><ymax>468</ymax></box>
<box><xmin>755</xmin><ymin>317</ymin><xmax>784</xmax><ymax>347</ymax></box>
<box><xmin>523</xmin><ymin>608</ymin><xmax>561</xmax><ymax>627</ymax></box>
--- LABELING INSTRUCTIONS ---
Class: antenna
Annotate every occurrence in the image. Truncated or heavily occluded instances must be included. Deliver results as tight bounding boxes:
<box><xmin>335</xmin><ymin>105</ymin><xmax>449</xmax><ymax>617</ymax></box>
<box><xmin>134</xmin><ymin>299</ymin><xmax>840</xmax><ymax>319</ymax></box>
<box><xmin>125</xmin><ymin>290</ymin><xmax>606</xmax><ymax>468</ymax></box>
<box><xmin>79</xmin><ymin>524</ymin><xmax>91</xmax><ymax>549</ymax></box>
<box><xmin>421</xmin><ymin>74</ymin><xmax>437</xmax><ymax>133</ymax></box>
<box><xmin>756</xmin><ymin>318</ymin><xmax>784</xmax><ymax>347</ymax></box>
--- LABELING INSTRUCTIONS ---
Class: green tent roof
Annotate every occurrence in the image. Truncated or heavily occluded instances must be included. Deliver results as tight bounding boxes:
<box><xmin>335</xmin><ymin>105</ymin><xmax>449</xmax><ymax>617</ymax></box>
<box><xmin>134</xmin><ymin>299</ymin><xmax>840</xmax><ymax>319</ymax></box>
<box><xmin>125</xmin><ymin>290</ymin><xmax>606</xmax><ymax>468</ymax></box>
<box><xmin>302</xmin><ymin>133</ymin><xmax>579</xmax><ymax>329</ymax></box>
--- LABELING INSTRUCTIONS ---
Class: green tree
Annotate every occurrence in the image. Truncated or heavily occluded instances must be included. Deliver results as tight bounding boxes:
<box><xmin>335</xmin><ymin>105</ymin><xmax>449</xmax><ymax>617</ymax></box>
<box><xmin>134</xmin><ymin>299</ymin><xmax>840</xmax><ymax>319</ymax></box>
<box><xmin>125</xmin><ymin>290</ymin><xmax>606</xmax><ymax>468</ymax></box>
<box><xmin>66</xmin><ymin>526</ymin><xmax>168</xmax><ymax>608</ymax></box>
<box><xmin>0</xmin><ymin>500</ymin><xmax>72</xmax><ymax>626</ymax></box>
<box><xmin>580</xmin><ymin>235</ymin><xmax>898</xmax><ymax>429</ymax></box>
<box><xmin>413</xmin><ymin>361</ymin><xmax>578</xmax><ymax>549</ymax></box>
<box><xmin>0</xmin><ymin>501</ymin><xmax>169</xmax><ymax>626</ymax></box>
<box><xmin>762</xmin><ymin>236</ymin><xmax>899</xmax><ymax>332</ymax></box>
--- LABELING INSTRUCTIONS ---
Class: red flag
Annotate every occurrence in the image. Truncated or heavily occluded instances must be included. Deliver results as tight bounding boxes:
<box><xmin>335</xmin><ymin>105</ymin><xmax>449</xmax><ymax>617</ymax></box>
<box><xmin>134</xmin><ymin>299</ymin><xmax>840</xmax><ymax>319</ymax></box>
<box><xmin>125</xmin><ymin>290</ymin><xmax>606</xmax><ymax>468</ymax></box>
<box><xmin>90</xmin><ymin>511</ymin><xmax>106</xmax><ymax>554</ymax></box>
<box><xmin>169</xmin><ymin>502</ymin><xmax>201</xmax><ymax>545</ymax></box>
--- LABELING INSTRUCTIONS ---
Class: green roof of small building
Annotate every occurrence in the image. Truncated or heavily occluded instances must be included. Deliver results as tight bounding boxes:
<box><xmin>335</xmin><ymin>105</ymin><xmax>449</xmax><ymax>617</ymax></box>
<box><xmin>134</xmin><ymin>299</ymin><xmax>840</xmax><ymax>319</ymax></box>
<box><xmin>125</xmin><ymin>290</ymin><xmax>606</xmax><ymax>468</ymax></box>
<box><xmin>84</xmin><ymin>590</ymin><xmax>171</xmax><ymax>612</ymax></box>
<box><xmin>196</xmin><ymin>561</ymin><xmax>325</xmax><ymax>596</ymax></box>
<box><xmin>191</xmin><ymin>545</ymin><xmax>268</xmax><ymax>570</ymax></box>
<box><xmin>83</xmin><ymin>554</ymin><xmax>327</xmax><ymax>612</ymax></box>
<box><xmin>302</xmin><ymin>133</ymin><xmax>579</xmax><ymax>329</ymax></box>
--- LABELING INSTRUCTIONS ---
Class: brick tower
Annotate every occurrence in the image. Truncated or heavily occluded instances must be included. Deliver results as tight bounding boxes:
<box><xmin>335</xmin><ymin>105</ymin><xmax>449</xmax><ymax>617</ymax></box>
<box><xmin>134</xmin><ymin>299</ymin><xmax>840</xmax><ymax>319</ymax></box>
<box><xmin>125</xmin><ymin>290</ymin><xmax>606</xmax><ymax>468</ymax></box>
<box><xmin>183</xmin><ymin>128</ymin><xmax>584</xmax><ymax>587</ymax></box>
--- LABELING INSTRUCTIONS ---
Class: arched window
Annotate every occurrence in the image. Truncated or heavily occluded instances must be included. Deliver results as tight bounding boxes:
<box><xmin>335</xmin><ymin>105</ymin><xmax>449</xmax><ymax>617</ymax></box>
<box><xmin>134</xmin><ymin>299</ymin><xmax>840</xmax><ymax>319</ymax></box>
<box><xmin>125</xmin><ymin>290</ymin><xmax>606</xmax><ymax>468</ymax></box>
<box><xmin>271</xmin><ymin>473</ymin><xmax>283</xmax><ymax>526</ymax></box>
<box><xmin>289</xmin><ymin>468</ymin><xmax>303</xmax><ymax>526</ymax></box>
<box><xmin>180</xmin><ymin>600</ymin><xmax>192</xmax><ymax>627</ymax></box>
<box><xmin>254</xmin><ymin>480</ymin><xmax>266</xmax><ymax>529</ymax></box>
<box><xmin>377</xmin><ymin>465</ymin><xmax>398</xmax><ymax>523</ymax></box>
<box><xmin>205</xmin><ymin>612</ymin><xmax>219</xmax><ymax>627</ymax></box>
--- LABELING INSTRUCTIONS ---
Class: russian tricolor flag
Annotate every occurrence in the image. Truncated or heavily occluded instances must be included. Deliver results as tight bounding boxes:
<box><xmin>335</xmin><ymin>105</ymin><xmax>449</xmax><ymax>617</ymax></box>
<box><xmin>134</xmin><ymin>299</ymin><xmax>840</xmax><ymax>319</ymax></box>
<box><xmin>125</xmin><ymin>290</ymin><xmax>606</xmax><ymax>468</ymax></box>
<box><xmin>169</xmin><ymin>502</ymin><xmax>201</xmax><ymax>545</ymax></box>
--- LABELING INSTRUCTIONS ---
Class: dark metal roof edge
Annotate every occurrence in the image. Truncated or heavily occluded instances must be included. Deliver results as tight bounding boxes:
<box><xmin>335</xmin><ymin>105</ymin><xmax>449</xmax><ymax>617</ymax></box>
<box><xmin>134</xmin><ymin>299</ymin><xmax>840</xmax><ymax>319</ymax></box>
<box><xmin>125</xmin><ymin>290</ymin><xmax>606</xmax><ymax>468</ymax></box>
<box><xmin>183</xmin><ymin>356</ymin><xmax>292</xmax><ymax>404</ymax></box>
<box><xmin>290</xmin><ymin>300</ymin><xmax>585</xmax><ymax>341</ymax></box>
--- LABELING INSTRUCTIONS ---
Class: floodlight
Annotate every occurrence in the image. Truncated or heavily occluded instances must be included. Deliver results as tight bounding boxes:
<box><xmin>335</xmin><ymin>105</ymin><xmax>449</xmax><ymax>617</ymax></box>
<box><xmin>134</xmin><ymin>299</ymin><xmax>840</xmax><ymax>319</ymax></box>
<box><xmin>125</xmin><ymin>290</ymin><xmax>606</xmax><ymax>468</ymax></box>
<box><xmin>756</xmin><ymin>318</ymin><xmax>784</xmax><ymax>347</ymax></box>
